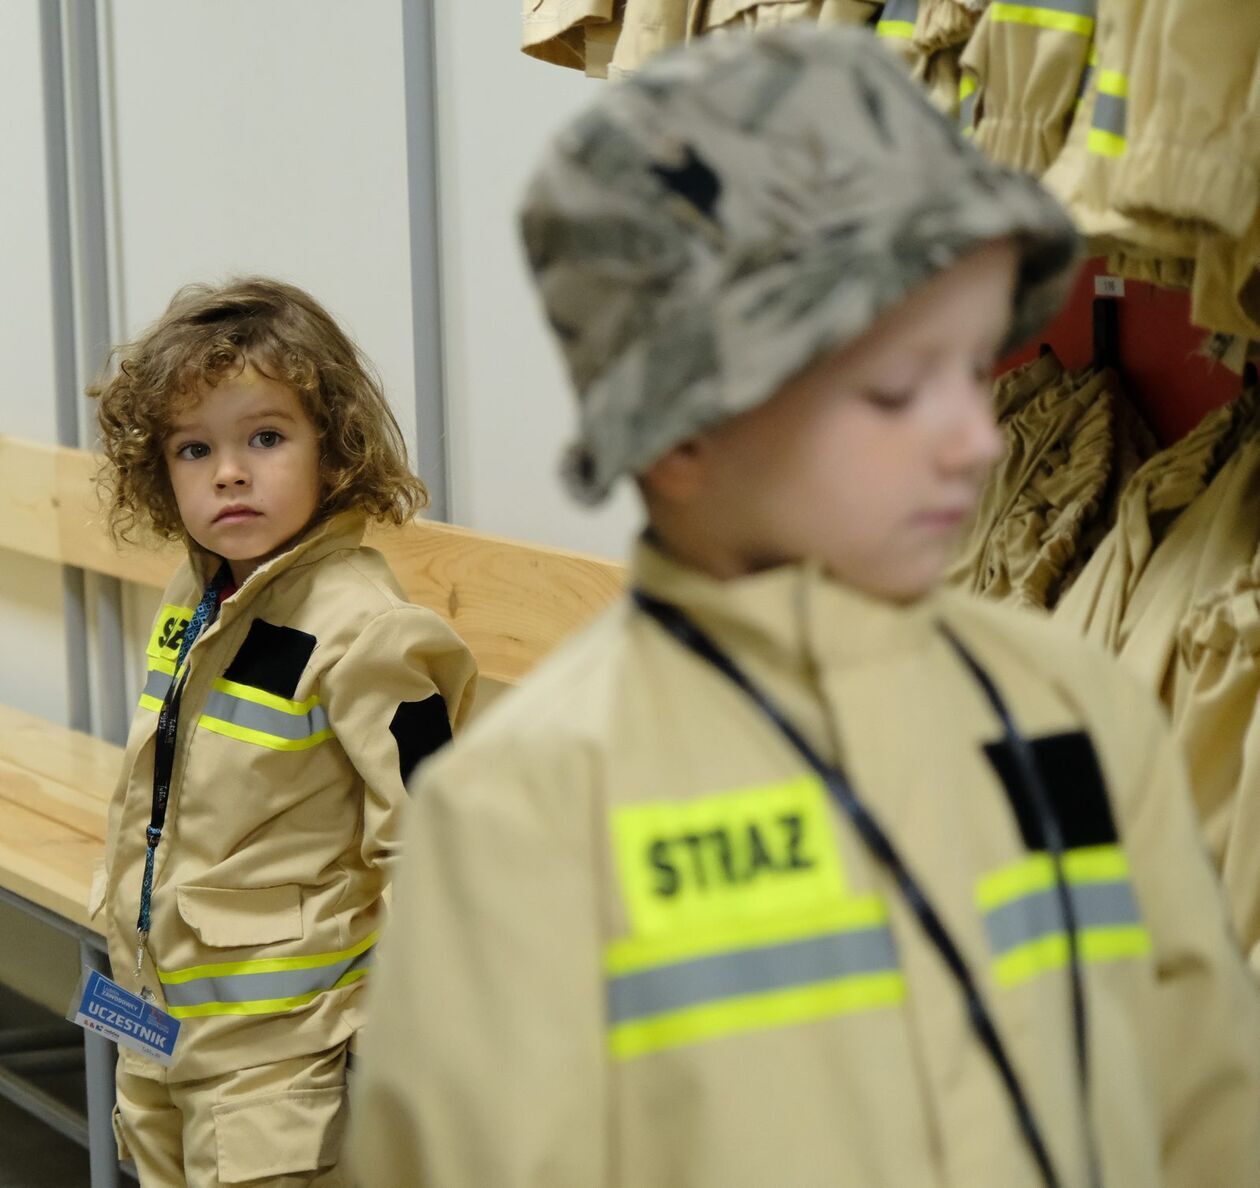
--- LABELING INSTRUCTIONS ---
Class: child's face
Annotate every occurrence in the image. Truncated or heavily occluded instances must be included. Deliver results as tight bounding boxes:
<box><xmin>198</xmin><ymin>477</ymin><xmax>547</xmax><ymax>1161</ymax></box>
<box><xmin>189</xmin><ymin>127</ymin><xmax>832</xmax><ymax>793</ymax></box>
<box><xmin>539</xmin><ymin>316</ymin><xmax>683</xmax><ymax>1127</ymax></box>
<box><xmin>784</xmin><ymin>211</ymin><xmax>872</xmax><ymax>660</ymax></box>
<box><xmin>164</xmin><ymin>364</ymin><xmax>322</xmax><ymax>586</ymax></box>
<box><xmin>656</xmin><ymin>241</ymin><xmax>1016</xmax><ymax>602</ymax></box>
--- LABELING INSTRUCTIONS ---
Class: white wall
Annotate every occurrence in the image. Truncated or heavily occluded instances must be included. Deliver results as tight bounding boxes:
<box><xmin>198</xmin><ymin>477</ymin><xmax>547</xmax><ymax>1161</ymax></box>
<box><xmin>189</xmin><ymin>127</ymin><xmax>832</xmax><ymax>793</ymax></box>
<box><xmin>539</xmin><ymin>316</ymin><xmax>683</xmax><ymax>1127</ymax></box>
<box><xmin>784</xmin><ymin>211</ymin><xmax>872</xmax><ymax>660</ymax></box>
<box><xmin>102</xmin><ymin>0</ymin><xmax>418</xmax><ymax>451</ymax></box>
<box><xmin>0</xmin><ymin>0</ymin><xmax>69</xmax><ymax>727</ymax></box>
<box><xmin>434</xmin><ymin>0</ymin><xmax>640</xmax><ymax>559</ymax></box>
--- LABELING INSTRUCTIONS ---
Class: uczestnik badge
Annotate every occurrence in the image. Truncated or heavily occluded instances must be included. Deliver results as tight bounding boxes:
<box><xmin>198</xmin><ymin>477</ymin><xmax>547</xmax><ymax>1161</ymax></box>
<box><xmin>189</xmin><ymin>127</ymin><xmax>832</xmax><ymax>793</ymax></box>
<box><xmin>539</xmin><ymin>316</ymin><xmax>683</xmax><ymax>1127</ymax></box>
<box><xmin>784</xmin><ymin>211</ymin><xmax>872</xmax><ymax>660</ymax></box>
<box><xmin>68</xmin><ymin>969</ymin><xmax>180</xmax><ymax>1065</ymax></box>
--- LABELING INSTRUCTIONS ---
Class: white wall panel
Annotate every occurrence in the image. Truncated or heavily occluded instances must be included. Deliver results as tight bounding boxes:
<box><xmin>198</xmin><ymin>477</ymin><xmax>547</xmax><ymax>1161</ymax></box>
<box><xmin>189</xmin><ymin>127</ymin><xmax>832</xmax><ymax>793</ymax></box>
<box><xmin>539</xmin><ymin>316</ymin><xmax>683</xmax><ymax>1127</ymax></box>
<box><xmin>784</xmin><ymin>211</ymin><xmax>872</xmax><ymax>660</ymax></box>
<box><xmin>434</xmin><ymin>1</ymin><xmax>639</xmax><ymax>559</ymax></box>
<box><xmin>103</xmin><ymin>0</ymin><xmax>420</xmax><ymax>454</ymax></box>
<box><xmin>0</xmin><ymin>0</ymin><xmax>69</xmax><ymax>724</ymax></box>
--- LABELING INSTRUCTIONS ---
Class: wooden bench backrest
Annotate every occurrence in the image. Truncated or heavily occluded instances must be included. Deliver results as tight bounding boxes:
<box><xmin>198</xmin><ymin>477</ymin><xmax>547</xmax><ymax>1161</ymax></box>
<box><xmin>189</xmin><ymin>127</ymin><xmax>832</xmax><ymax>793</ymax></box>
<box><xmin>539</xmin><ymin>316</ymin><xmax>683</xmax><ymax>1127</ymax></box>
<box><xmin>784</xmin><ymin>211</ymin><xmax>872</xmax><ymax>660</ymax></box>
<box><xmin>0</xmin><ymin>436</ymin><xmax>627</xmax><ymax>685</ymax></box>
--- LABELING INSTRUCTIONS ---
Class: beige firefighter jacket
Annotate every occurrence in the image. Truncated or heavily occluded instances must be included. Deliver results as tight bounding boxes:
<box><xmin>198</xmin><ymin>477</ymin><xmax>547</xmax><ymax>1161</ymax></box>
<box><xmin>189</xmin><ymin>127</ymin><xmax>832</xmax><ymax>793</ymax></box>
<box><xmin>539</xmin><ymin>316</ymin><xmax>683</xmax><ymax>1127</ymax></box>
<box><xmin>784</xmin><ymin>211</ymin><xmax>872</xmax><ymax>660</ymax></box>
<box><xmin>521</xmin><ymin>0</ymin><xmax>878</xmax><ymax>81</ymax></box>
<box><xmin>350</xmin><ymin>540</ymin><xmax>1260</xmax><ymax>1187</ymax></box>
<box><xmin>1058</xmin><ymin>385</ymin><xmax>1260</xmax><ymax>965</ymax></box>
<box><xmin>949</xmin><ymin>361</ymin><xmax>1151</xmax><ymax>611</ymax></box>
<box><xmin>93</xmin><ymin>511</ymin><xmax>477</xmax><ymax>1084</ymax></box>
<box><xmin>959</xmin><ymin>0</ymin><xmax>1095</xmax><ymax>175</ymax></box>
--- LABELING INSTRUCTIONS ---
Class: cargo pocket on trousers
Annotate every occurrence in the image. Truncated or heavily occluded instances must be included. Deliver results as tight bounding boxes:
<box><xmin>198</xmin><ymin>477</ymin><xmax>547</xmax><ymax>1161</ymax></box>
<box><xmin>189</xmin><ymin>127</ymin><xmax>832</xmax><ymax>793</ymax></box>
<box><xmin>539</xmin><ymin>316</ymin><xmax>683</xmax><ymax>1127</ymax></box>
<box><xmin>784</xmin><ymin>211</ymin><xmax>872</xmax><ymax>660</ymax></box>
<box><xmin>175</xmin><ymin>884</ymin><xmax>303</xmax><ymax>947</ymax></box>
<box><xmin>213</xmin><ymin>1086</ymin><xmax>346</xmax><ymax>1183</ymax></box>
<box><xmin>110</xmin><ymin>1103</ymin><xmax>132</xmax><ymax>1161</ymax></box>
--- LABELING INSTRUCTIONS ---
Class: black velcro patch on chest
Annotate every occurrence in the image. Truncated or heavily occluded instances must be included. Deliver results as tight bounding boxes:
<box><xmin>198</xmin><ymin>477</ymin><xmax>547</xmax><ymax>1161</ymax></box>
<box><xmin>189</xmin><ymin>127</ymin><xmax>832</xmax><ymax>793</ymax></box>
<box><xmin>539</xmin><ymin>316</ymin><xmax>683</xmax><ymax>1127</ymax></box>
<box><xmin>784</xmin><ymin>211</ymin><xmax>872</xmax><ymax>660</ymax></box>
<box><xmin>983</xmin><ymin>730</ymin><xmax>1118</xmax><ymax>851</ymax></box>
<box><xmin>222</xmin><ymin>620</ymin><xmax>317</xmax><ymax>700</ymax></box>
<box><xmin>389</xmin><ymin>695</ymin><xmax>453</xmax><ymax>787</ymax></box>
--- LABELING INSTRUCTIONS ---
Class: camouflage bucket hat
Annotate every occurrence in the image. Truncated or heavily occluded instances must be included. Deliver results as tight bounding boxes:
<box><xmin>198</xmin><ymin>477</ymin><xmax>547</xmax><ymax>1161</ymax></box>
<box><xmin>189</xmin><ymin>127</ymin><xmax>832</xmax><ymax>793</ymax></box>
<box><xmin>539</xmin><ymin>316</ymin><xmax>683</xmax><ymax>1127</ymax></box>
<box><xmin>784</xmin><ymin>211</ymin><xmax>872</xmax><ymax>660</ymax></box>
<box><xmin>520</xmin><ymin>25</ymin><xmax>1080</xmax><ymax>505</ymax></box>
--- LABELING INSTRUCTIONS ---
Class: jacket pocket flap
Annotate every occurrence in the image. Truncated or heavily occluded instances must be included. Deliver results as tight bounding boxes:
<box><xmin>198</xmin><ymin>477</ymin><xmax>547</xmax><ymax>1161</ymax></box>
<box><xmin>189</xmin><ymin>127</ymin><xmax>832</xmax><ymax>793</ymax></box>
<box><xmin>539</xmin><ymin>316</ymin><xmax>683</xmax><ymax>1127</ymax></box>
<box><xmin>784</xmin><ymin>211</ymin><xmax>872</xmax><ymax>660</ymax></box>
<box><xmin>176</xmin><ymin>884</ymin><xmax>303</xmax><ymax>948</ymax></box>
<box><xmin>213</xmin><ymin>1086</ymin><xmax>345</xmax><ymax>1183</ymax></box>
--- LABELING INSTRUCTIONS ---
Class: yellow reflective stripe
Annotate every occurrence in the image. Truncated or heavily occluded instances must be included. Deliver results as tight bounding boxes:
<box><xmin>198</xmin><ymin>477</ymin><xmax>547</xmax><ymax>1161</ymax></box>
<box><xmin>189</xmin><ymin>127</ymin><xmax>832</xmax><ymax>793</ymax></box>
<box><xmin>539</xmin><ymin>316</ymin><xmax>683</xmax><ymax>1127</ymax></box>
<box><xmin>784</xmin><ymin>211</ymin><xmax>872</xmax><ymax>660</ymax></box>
<box><xmin>1096</xmin><ymin>68</ymin><xmax>1127</xmax><ymax>98</ymax></box>
<box><xmin>158</xmin><ymin>930</ymin><xmax>379</xmax><ymax>985</ymax></box>
<box><xmin>608</xmin><ymin>971</ymin><xmax>905</xmax><ymax>1060</ymax></box>
<box><xmin>989</xmin><ymin>3</ymin><xmax>1093</xmax><ymax>36</ymax></box>
<box><xmin>166</xmin><ymin>965</ymin><xmax>369</xmax><ymax>1020</ymax></box>
<box><xmin>149</xmin><ymin>657</ymin><xmax>176</xmax><ymax>676</ymax></box>
<box><xmin>211</xmin><ymin>677</ymin><xmax>320</xmax><ymax>716</ymax></box>
<box><xmin>993</xmin><ymin>925</ymin><xmax>1151</xmax><ymax>988</ymax></box>
<box><xmin>1086</xmin><ymin>128</ymin><xmax>1125</xmax><ymax>156</ymax></box>
<box><xmin>138</xmin><ymin>693</ymin><xmax>165</xmax><ymax>713</ymax></box>
<box><xmin>976</xmin><ymin>846</ymin><xmax>1128</xmax><ymax>909</ymax></box>
<box><xmin>605</xmin><ymin>895</ymin><xmax>888</xmax><ymax>976</ymax></box>
<box><xmin>197</xmin><ymin>715</ymin><xmax>334</xmax><ymax>751</ymax></box>
<box><xmin>875</xmin><ymin>20</ymin><xmax>916</xmax><ymax>38</ymax></box>
<box><xmin>959</xmin><ymin>75</ymin><xmax>977</xmax><ymax>100</ymax></box>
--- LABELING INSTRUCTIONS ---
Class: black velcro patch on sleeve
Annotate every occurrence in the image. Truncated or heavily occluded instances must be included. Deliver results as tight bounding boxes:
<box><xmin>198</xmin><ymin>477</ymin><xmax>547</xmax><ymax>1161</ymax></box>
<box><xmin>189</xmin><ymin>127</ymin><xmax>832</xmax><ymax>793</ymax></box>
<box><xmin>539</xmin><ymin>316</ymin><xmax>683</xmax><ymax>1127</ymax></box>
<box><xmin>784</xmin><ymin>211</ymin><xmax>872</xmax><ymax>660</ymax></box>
<box><xmin>984</xmin><ymin>730</ymin><xmax>1119</xmax><ymax>852</ymax></box>
<box><xmin>222</xmin><ymin>620</ymin><xmax>317</xmax><ymax>700</ymax></box>
<box><xmin>389</xmin><ymin>694</ymin><xmax>453</xmax><ymax>787</ymax></box>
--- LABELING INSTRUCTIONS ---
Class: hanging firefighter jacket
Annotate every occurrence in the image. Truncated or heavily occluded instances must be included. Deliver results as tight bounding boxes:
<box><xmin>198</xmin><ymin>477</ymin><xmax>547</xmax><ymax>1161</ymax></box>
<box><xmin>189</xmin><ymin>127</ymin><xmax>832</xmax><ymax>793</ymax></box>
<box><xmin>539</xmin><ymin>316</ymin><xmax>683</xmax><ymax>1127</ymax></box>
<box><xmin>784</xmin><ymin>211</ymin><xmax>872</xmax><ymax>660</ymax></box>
<box><xmin>948</xmin><ymin>353</ymin><xmax>1153</xmax><ymax>611</ymax></box>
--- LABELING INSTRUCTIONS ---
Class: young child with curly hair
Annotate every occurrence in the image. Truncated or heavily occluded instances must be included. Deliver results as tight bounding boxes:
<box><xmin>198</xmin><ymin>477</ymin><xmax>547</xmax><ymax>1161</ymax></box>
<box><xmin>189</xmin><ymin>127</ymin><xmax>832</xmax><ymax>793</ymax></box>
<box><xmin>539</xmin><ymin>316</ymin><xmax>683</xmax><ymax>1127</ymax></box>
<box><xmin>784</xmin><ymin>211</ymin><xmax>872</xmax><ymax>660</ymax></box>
<box><xmin>90</xmin><ymin>277</ymin><xmax>477</xmax><ymax>1186</ymax></box>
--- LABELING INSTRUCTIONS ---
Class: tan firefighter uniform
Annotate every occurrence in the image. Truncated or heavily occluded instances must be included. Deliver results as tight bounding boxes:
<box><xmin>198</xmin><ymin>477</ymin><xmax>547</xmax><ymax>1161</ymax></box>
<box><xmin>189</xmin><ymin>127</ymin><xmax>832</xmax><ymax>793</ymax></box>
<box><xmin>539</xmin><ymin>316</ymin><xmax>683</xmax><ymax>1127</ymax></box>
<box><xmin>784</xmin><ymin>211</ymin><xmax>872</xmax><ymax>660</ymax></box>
<box><xmin>959</xmin><ymin>0</ymin><xmax>1096</xmax><ymax>175</ymax></box>
<box><xmin>521</xmin><ymin>0</ymin><xmax>879</xmax><ymax>80</ymax></box>
<box><xmin>949</xmin><ymin>360</ymin><xmax>1152</xmax><ymax>610</ymax></box>
<box><xmin>95</xmin><ymin>510</ymin><xmax>477</xmax><ymax>1184</ymax></box>
<box><xmin>350</xmin><ymin>541</ymin><xmax>1260</xmax><ymax>1187</ymax></box>
<box><xmin>1058</xmin><ymin>383</ymin><xmax>1260</xmax><ymax>969</ymax></box>
<box><xmin>1174</xmin><ymin>554</ymin><xmax>1260</xmax><ymax>973</ymax></box>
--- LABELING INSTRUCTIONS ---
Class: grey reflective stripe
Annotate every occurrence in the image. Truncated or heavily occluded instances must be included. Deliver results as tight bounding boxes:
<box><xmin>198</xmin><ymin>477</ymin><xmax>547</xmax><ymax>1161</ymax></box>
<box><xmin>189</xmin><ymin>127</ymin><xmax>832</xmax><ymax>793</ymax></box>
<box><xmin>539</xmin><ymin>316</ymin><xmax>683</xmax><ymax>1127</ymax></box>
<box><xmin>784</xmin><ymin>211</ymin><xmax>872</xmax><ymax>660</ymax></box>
<box><xmin>608</xmin><ymin>927</ymin><xmax>898</xmax><ymax>1025</ymax></box>
<box><xmin>142</xmin><ymin>668</ymin><xmax>173</xmax><ymax>702</ymax></box>
<box><xmin>984</xmin><ymin>881</ymin><xmax>1141</xmax><ymax>956</ymax></box>
<box><xmin>1077</xmin><ymin>63</ymin><xmax>1096</xmax><ymax>100</ymax></box>
<box><xmin>161</xmin><ymin>945</ymin><xmax>374</xmax><ymax>1009</ymax></box>
<box><xmin>1005</xmin><ymin>0</ymin><xmax>1095</xmax><ymax>15</ymax></box>
<box><xmin>880</xmin><ymin>0</ymin><xmax>919</xmax><ymax>20</ymax></box>
<box><xmin>200</xmin><ymin>689</ymin><xmax>330</xmax><ymax>742</ymax></box>
<box><xmin>1092</xmin><ymin>92</ymin><xmax>1126</xmax><ymax>136</ymax></box>
<box><xmin>959</xmin><ymin>90</ymin><xmax>976</xmax><ymax>128</ymax></box>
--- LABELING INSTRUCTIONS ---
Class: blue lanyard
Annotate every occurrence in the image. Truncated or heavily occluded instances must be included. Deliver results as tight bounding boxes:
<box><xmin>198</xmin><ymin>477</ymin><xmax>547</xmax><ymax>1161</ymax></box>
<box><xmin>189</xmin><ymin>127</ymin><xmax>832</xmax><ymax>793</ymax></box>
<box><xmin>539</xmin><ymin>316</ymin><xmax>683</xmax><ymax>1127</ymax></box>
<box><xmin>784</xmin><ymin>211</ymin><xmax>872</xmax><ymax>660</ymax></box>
<box><xmin>632</xmin><ymin>589</ymin><xmax>1100</xmax><ymax>1188</ymax></box>
<box><xmin>133</xmin><ymin>566</ymin><xmax>231</xmax><ymax>978</ymax></box>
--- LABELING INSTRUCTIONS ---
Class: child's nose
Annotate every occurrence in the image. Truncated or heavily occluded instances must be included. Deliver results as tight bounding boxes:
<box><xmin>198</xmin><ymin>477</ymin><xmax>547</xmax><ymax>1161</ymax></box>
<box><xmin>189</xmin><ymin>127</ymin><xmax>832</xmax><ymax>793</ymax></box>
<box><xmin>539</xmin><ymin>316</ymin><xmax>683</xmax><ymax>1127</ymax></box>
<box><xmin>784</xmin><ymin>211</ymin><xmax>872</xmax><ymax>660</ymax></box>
<box><xmin>214</xmin><ymin>453</ymin><xmax>250</xmax><ymax>488</ymax></box>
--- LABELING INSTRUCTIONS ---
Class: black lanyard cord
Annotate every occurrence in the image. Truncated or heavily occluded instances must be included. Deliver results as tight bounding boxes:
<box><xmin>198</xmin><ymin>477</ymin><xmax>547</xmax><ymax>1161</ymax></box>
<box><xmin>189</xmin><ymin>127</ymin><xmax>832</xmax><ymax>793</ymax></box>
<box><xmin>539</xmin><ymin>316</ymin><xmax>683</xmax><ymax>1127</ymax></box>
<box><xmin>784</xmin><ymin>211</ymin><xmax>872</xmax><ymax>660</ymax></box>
<box><xmin>940</xmin><ymin>626</ymin><xmax>1101</xmax><ymax>1188</ymax></box>
<box><xmin>633</xmin><ymin>590</ymin><xmax>1063</xmax><ymax>1188</ymax></box>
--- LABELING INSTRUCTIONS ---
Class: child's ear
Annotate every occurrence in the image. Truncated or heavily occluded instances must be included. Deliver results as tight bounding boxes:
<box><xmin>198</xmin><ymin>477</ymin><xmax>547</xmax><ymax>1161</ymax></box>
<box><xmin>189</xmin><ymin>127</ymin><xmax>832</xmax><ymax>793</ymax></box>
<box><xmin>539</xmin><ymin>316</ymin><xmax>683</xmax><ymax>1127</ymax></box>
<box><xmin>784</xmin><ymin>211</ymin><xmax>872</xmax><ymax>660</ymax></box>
<box><xmin>641</xmin><ymin>437</ymin><xmax>707</xmax><ymax>504</ymax></box>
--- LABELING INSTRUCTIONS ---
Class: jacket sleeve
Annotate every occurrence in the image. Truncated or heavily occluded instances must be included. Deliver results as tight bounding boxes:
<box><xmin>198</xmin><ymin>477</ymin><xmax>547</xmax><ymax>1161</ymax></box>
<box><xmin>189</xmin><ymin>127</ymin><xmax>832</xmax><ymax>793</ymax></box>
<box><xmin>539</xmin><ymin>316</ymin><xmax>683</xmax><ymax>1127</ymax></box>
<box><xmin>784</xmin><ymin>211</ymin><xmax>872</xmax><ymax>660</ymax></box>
<box><xmin>347</xmin><ymin>741</ymin><xmax>608</xmax><ymax>1187</ymax></box>
<box><xmin>1173</xmin><ymin>564</ymin><xmax>1260</xmax><ymax>972</ymax></box>
<box><xmin>1112</xmin><ymin>0</ymin><xmax>1260</xmax><ymax>240</ymax></box>
<box><xmin>320</xmin><ymin>605</ymin><xmax>477</xmax><ymax>879</ymax></box>
<box><xmin>958</xmin><ymin>2</ymin><xmax>1095</xmax><ymax>175</ymax></box>
<box><xmin>1115</xmin><ymin>693</ymin><xmax>1260</xmax><ymax>1184</ymax></box>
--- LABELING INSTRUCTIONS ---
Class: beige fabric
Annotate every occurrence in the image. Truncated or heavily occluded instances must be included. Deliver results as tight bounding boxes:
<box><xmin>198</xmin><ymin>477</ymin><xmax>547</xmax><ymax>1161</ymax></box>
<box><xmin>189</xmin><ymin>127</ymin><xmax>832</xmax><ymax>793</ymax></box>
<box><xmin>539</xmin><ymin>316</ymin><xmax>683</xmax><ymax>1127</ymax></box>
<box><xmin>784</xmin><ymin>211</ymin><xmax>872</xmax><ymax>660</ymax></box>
<box><xmin>959</xmin><ymin>0</ymin><xmax>1094</xmax><ymax>175</ymax></box>
<box><xmin>1055</xmin><ymin>386</ymin><xmax>1260</xmax><ymax>655</ymax></box>
<box><xmin>949</xmin><ymin>360</ymin><xmax>1153</xmax><ymax>610</ymax></box>
<box><xmin>915</xmin><ymin>0</ymin><xmax>984</xmax><ymax>54</ymax></box>
<box><xmin>521</xmin><ymin>0</ymin><xmax>877</xmax><ymax>79</ymax></box>
<box><xmin>101</xmin><ymin>511</ymin><xmax>477</xmax><ymax>1088</ymax></box>
<box><xmin>1040</xmin><ymin>1</ymin><xmax>1198</xmax><ymax>260</ymax></box>
<box><xmin>1175</xmin><ymin>555</ymin><xmax>1260</xmax><ymax>972</ymax></box>
<box><xmin>115</xmin><ymin>1044</ymin><xmax>348</xmax><ymax>1186</ymax></box>
<box><xmin>349</xmin><ymin>541</ymin><xmax>1260</xmax><ymax>1187</ymax></box>
<box><xmin>1105</xmin><ymin>249</ymin><xmax>1195</xmax><ymax>292</ymax></box>
<box><xmin>1111</xmin><ymin>0</ymin><xmax>1260</xmax><ymax>243</ymax></box>
<box><xmin>1192</xmin><ymin>217</ymin><xmax>1260</xmax><ymax>343</ymax></box>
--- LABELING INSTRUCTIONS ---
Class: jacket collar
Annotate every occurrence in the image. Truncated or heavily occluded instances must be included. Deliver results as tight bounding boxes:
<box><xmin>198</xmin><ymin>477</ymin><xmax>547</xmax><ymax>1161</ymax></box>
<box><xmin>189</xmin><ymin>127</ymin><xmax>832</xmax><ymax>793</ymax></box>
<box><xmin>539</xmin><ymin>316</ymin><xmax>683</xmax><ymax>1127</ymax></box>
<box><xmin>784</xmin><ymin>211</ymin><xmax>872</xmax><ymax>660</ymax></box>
<box><xmin>630</xmin><ymin>537</ymin><xmax>939</xmax><ymax>676</ymax></box>
<box><xmin>187</xmin><ymin>509</ymin><xmax>367</xmax><ymax>599</ymax></box>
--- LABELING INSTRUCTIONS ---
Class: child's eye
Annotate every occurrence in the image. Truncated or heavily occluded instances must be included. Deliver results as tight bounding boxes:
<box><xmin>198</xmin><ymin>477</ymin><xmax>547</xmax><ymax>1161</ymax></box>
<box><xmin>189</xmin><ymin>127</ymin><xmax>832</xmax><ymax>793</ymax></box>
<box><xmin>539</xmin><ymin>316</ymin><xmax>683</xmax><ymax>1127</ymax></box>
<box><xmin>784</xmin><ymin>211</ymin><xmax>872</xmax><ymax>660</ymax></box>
<box><xmin>250</xmin><ymin>430</ymin><xmax>283</xmax><ymax>448</ymax></box>
<box><xmin>174</xmin><ymin>442</ymin><xmax>210</xmax><ymax>461</ymax></box>
<box><xmin>864</xmin><ymin>389</ymin><xmax>914</xmax><ymax>412</ymax></box>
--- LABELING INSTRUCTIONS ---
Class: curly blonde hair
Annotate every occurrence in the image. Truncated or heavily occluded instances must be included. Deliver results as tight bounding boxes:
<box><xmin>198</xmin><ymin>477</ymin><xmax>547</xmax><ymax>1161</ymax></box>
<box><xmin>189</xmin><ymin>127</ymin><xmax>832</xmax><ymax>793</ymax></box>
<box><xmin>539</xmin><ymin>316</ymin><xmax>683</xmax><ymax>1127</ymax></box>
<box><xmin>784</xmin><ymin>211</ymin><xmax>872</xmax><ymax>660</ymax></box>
<box><xmin>91</xmin><ymin>277</ymin><xmax>428</xmax><ymax>544</ymax></box>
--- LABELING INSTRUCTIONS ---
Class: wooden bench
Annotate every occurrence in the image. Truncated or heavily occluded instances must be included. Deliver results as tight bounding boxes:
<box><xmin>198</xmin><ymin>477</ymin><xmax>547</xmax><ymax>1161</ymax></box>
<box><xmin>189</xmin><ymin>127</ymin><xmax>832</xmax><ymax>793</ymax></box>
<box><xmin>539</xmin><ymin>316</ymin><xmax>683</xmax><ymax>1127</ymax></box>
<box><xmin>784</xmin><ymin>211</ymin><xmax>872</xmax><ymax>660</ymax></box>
<box><xmin>0</xmin><ymin>433</ymin><xmax>626</xmax><ymax>1185</ymax></box>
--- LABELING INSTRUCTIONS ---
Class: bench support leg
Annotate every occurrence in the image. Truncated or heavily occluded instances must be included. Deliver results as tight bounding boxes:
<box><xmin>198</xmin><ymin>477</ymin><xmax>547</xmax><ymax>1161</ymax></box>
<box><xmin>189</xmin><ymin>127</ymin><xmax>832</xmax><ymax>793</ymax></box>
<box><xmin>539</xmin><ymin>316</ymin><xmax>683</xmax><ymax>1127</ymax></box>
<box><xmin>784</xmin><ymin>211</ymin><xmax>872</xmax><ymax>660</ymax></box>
<box><xmin>80</xmin><ymin>940</ymin><xmax>120</xmax><ymax>1188</ymax></box>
